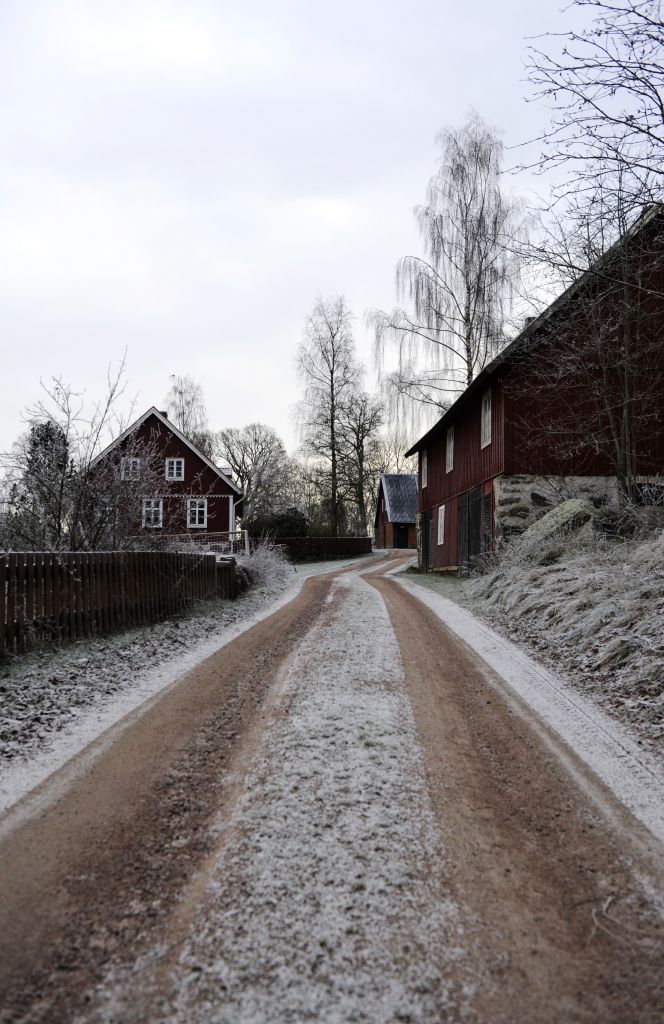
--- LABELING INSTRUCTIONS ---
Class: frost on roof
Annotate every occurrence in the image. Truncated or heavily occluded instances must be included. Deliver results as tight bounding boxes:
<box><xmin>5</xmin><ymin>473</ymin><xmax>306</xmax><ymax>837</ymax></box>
<box><xmin>381</xmin><ymin>474</ymin><xmax>418</xmax><ymax>524</ymax></box>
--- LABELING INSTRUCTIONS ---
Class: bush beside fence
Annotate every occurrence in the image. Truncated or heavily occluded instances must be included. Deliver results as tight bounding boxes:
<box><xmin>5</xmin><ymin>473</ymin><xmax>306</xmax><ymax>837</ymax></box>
<box><xmin>0</xmin><ymin>551</ymin><xmax>237</xmax><ymax>652</ymax></box>
<box><xmin>272</xmin><ymin>536</ymin><xmax>372</xmax><ymax>562</ymax></box>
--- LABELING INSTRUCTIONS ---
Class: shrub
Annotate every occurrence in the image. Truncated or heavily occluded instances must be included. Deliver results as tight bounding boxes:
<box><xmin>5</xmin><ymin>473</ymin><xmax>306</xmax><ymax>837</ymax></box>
<box><xmin>245</xmin><ymin>507</ymin><xmax>309</xmax><ymax>538</ymax></box>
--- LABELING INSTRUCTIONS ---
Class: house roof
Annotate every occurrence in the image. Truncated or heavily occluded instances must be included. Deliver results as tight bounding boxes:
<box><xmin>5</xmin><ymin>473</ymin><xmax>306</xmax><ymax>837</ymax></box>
<box><xmin>379</xmin><ymin>473</ymin><xmax>418</xmax><ymax>524</ymax></box>
<box><xmin>405</xmin><ymin>203</ymin><xmax>664</xmax><ymax>457</ymax></box>
<box><xmin>90</xmin><ymin>406</ymin><xmax>244</xmax><ymax>496</ymax></box>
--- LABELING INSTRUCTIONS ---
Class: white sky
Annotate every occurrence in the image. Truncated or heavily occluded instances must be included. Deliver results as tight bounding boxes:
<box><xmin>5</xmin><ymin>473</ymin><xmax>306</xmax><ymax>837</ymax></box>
<box><xmin>0</xmin><ymin>0</ymin><xmax>572</xmax><ymax>455</ymax></box>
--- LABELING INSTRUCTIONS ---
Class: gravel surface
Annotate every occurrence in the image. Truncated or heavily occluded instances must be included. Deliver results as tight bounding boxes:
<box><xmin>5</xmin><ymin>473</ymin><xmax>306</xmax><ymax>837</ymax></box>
<box><xmin>98</xmin><ymin>566</ymin><xmax>471</xmax><ymax>1024</ymax></box>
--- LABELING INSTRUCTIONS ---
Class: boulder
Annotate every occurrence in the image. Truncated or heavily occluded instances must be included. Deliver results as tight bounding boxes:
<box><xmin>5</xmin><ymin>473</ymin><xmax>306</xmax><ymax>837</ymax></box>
<box><xmin>516</xmin><ymin>498</ymin><xmax>594</xmax><ymax>549</ymax></box>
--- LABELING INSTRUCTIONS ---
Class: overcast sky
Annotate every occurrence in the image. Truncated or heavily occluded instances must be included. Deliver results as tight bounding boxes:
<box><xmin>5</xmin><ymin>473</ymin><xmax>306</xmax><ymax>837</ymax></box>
<box><xmin>0</xmin><ymin>0</ymin><xmax>573</xmax><ymax>455</ymax></box>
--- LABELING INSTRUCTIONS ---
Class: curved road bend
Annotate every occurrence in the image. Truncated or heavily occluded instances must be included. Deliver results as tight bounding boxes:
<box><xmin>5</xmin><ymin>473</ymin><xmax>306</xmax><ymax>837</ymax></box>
<box><xmin>0</xmin><ymin>553</ymin><xmax>662</xmax><ymax>1023</ymax></box>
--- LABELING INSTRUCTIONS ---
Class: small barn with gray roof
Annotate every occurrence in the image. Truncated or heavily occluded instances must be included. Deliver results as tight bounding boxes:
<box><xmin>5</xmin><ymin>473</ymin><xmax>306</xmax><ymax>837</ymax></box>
<box><xmin>374</xmin><ymin>473</ymin><xmax>418</xmax><ymax>549</ymax></box>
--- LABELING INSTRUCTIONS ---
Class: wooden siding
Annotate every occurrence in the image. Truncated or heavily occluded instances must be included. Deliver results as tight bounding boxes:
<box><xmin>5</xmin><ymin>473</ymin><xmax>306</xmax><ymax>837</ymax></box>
<box><xmin>431</xmin><ymin>495</ymin><xmax>460</xmax><ymax>569</ymax></box>
<box><xmin>0</xmin><ymin>551</ymin><xmax>237</xmax><ymax>653</ymax></box>
<box><xmin>97</xmin><ymin>413</ymin><xmax>237</xmax><ymax>535</ymax></box>
<box><xmin>419</xmin><ymin>382</ymin><xmax>504</xmax><ymax>511</ymax></box>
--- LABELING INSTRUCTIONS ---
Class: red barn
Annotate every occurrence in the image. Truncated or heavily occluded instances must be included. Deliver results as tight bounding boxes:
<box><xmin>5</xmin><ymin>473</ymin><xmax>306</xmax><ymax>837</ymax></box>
<box><xmin>90</xmin><ymin>407</ymin><xmax>243</xmax><ymax>540</ymax></box>
<box><xmin>374</xmin><ymin>474</ymin><xmax>418</xmax><ymax>549</ymax></box>
<box><xmin>406</xmin><ymin>206</ymin><xmax>664</xmax><ymax>571</ymax></box>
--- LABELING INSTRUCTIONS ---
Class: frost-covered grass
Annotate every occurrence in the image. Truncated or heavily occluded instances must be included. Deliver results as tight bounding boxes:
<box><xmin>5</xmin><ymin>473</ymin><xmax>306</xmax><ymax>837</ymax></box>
<box><xmin>405</xmin><ymin>528</ymin><xmax>664</xmax><ymax>746</ymax></box>
<box><xmin>0</xmin><ymin>545</ymin><xmax>294</xmax><ymax>765</ymax></box>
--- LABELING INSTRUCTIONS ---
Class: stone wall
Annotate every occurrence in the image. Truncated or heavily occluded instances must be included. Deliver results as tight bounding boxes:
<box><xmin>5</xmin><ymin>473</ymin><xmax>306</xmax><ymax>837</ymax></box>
<box><xmin>494</xmin><ymin>475</ymin><xmax>621</xmax><ymax>547</ymax></box>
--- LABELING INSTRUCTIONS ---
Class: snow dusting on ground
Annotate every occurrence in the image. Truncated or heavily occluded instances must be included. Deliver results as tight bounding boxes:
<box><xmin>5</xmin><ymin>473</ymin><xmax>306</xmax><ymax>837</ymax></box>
<box><xmin>97</xmin><ymin>567</ymin><xmax>471</xmax><ymax>1024</ymax></box>
<box><xmin>0</xmin><ymin>552</ymin><xmax>377</xmax><ymax>815</ymax></box>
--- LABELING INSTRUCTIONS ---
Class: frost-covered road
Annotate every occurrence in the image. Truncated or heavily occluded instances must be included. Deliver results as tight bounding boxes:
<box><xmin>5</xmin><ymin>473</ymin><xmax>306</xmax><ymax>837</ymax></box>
<box><xmin>1</xmin><ymin>555</ymin><xmax>664</xmax><ymax>1023</ymax></box>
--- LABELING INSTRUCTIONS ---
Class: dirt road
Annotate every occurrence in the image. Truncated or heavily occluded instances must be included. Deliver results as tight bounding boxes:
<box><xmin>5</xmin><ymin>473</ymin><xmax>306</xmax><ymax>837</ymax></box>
<box><xmin>1</xmin><ymin>555</ymin><xmax>663</xmax><ymax>1023</ymax></box>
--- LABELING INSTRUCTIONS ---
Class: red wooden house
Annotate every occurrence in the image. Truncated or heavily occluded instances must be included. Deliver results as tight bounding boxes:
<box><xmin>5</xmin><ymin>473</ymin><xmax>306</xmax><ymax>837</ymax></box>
<box><xmin>90</xmin><ymin>407</ymin><xmax>243</xmax><ymax>540</ymax></box>
<box><xmin>406</xmin><ymin>206</ymin><xmax>664</xmax><ymax>571</ymax></box>
<box><xmin>374</xmin><ymin>474</ymin><xmax>418</xmax><ymax>549</ymax></box>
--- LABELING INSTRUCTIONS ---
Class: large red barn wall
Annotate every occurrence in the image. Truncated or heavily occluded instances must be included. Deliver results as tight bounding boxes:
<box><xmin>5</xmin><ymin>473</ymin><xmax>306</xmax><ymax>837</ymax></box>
<box><xmin>504</xmin><ymin>226</ymin><xmax>664</xmax><ymax>478</ymax></box>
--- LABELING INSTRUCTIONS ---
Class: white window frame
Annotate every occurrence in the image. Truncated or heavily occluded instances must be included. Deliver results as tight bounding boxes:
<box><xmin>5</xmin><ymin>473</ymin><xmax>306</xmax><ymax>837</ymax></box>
<box><xmin>165</xmin><ymin>457</ymin><xmax>185</xmax><ymax>481</ymax></box>
<box><xmin>121</xmin><ymin>457</ymin><xmax>141</xmax><ymax>481</ymax></box>
<box><xmin>421</xmin><ymin>449</ymin><xmax>428</xmax><ymax>489</ymax></box>
<box><xmin>437</xmin><ymin>504</ymin><xmax>445</xmax><ymax>545</ymax></box>
<box><xmin>481</xmin><ymin>389</ymin><xmax>492</xmax><ymax>449</ymax></box>
<box><xmin>187</xmin><ymin>497</ymin><xmax>208</xmax><ymax>529</ymax></box>
<box><xmin>142</xmin><ymin>498</ymin><xmax>163</xmax><ymax>528</ymax></box>
<box><xmin>446</xmin><ymin>426</ymin><xmax>454</xmax><ymax>474</ymax></box>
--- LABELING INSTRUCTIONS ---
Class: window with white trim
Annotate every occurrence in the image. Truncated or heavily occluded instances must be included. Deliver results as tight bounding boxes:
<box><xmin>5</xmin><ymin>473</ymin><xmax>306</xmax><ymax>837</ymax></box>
<box><xmin>142</xmin><ymin>498</ymin><xmax>163</xmax><ymax>528</ymax></box>
<box><xmin>446</xmin><ymin>426</ymin><xmax>454</xmax><ymax>473</ymax></box>
<box><xmin>165</xmin><ymin>457</ymin><xmax>184</xmax><ymax>481</ymax></box>
<box><xmin>481</xmin><ymin>389</ymin><xmax>492</xmax><ymax>448</ymax></box>
<box><xmin>121</xmin><ymin>457</ymin><xmax>141</xmax><ymax>481</ymax></box>
<box><xmin>187</xmin><ymin>497</ymin><xmax>208</xmax><ymax>528</ymax></box>
<box><xmin>437</xmin><ymin>504</ymin><xmax>445</xmax><ymax>545</ymax></box>
<box><xmin>421</xmin><ymin>449</ymin><xmax>428</xmax><ymax>489</ymax></box>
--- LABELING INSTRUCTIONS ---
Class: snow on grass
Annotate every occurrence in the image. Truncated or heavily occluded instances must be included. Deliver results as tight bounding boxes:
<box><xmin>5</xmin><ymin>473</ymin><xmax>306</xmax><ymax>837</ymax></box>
<box><xmin>0</xmin><ymin>551</ymin><xmax>379</xmax><ymax>816</ymax></box>
<box><xmin>395</xmin><ymin>577</ymin><xmax>664</xmax><ymax>846</ymax></box>
<box><xmin>104</xmin><ymin>568</ymin><xmax>471</xmax><ymax>1024</ymax></box>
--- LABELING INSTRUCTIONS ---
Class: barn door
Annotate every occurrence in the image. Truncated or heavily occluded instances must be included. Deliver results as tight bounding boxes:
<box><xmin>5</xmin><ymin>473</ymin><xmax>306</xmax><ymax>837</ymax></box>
<box><xmin>468</xmin><ymin>486</ymin><xmax>482</xmax><ymax>564</ymax></box>
<box><xmin>395</xmin><ymin>524</ymin><xmax>408</xmax><ymax>548</ymax></box>
<box><xmin>457</xmin><ymin>492</ymin><xmax>469</xmax><ymax>572</ymax></box>
<box><xmin>458</xmin><ymin>486</ymin><xmax>482</xmax><ymax>573</ymax></box>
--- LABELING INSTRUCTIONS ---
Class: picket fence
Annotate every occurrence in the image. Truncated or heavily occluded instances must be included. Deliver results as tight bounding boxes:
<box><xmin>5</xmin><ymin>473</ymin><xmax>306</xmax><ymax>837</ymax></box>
<box><xmin>0</xmin><ymin>550</ymin><xmax>236</xmax><ymax>652</ymax></box>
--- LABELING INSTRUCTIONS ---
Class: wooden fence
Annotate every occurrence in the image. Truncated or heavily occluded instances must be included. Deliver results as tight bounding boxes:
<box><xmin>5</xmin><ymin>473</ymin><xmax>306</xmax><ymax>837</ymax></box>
<box><xmin>273</xmin><ymin>536</ymin><xmax>373</xmax><ymax>562</ymax></box>
<box><xmin>0</xmin><ymin>551</ymin><xmax>237</xmax><ymax>652</ymax></box>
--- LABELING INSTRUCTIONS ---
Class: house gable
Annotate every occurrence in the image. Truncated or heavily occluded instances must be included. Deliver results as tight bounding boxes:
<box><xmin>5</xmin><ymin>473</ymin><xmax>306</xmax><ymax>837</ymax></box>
<box><xmin>91</xmin><ymin>407</ymin><xmax>243</xmax><ymax>536</ymax></box>
<box><xmin>91</xmin><ymin>407</ymin><xmax>242</xmax><ymax>495</ymax></box>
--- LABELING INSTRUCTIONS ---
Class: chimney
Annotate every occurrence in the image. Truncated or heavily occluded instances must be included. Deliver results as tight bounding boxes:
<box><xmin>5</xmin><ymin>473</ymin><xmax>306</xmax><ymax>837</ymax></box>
<box><xmin>159</xmin><ymin>410</ymin><xmax>168</xmax><ymax>418</ymax></box>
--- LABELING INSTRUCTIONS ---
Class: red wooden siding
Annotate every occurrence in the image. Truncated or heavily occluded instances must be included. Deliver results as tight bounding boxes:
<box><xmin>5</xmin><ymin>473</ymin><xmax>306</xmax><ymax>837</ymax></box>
<box><xmin>0</xmin><ymin>551</ymin><xmax>237</xmax><ymax>652</ymax></box>
<box><xmin>99</xmin><ymin>413</ymin><xmax>237</xmax><ymax>535</ymax></box>
<box><xmin>431</xmin><ymin>495</ymin><xmax>460</xmax><ymax>569</ymax></box>
<box><xmin>419</xmin><ymin>382</ymin><xmax>504</xmax><ymax>511</ymax></box>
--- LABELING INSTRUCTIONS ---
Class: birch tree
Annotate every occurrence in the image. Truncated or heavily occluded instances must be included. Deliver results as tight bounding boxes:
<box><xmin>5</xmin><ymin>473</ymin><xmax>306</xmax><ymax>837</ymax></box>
<box><xmin>371</xmin><ymin>113</ymin><xmax>525</xmax><ymax>424</ymax></box>
<box><xmin>297</xmin><ymin>297</ymin><xmax>358</xmax><ymax>537</ymax></box>
<box><xmin>338</xmin><ymin>392</ymin><xmax>384</xmax><ymax>536</ymax></box>
<box><xmin>164</xmin><ymin>375</ymin><xmax>214</xmax><ymax>457</ymax></box>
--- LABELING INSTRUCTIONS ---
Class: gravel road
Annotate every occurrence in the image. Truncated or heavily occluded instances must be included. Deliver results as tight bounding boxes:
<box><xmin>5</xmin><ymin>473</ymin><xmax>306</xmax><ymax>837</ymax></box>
<box><xmin>1</xmin><ymin>554</ymin><xmax>663</xmax><ymax>1023</ymax></box>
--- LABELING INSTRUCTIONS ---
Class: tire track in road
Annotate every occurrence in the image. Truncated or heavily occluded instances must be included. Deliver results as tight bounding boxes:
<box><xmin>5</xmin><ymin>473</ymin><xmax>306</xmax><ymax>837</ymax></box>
<box><xmin>0</xmin><ymin>566</ymin><xmax>359</xmax><ymax>1024</ymax></box>
<box><xmin>369</xmin><ymin>565</ymin><xmax>664</xmax><ymax>1024</ymax></box>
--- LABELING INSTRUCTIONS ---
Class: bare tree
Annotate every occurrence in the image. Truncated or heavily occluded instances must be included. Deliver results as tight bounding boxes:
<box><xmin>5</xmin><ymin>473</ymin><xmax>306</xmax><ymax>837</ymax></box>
<box><xmin>164</xmin><ymin>375</ymin><xmax>213</xmax><ymax>457</ymax></box>
<box><xmin>215</xmin><ymin>423</ymin><xmax>294</xmax><ymax>522</ymax></box>
<box><xmin>338</xmin><ymin>392</ymin><xmax>384</xmax><ymax>536</ymax></box>
<box><xmin>376</xmin><ymin>426</ymin><xmax>418</xmax><ymax>475</ymax></box>
<box><xmin>370</xmin><ymin>112</ymin><xmax>526</xmax><ymax>427</ymax></box>
<box><xmin>525</xmin><ymin>0</ymin><xmax>664</xmax><ymax>210</ymax></box>
<box><xmin>0</xmin><ymin>363</ymin><xmax>169</xmax><ymax>551</ymax></box>
<box><xmin>297</xmin><ymin>296</ymin><xmax>358</xmax><ymax>536</ymax></box>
